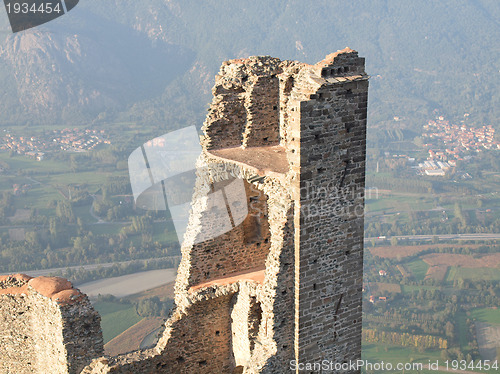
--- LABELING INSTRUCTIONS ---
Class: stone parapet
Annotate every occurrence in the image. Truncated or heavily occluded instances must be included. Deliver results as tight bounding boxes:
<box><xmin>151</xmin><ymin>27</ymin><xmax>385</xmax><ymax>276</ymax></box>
<box><xmin>0</xmin><ymin>274</ymin><xmax>103</xmax><ymax>374</ymax></box>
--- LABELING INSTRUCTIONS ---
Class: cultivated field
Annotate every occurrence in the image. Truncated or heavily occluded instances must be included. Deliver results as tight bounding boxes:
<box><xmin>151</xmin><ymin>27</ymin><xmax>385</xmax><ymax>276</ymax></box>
<box><xmin>126</xmin><ymin>281</ymin><xmax>175</xmax><ymax>302</ymax></box>
<box><xmin>422</xmin><ymin>253</ymin><xmax>500</xmax><ymax>268</ymax></box>
<box><xmin>8</xmin><ymin>209</ymin><xmax>30</xmax><ymax>223</ymax></box>
<box><xmin>470</xmin><ymin>308</ymin><xmax>500</xmax><ymax>325</ymax></box>
<box><xmin>475</xmin><ymin>321</ymin><xmax>500</xmax><ymax>361</ymax></box>
<box><xmin>104</xmin><ymin>317</ymin><xmax>164</xmax><ymax>356</ymax></box>
<box><xmin>8</xmin><ymin>228</ymin><xmax>25</xmax><ymax>241</ymax></box>
<box><xmin>406</xmin><ymin>259</ymin><xmax>429</xmax><ymax>281</ymax></box>
<box><xmin>447</xmin><ymin>267</ymin><xmax>500</xmax><ymax>282</ymax></box>
<box><xmin>369</xmin><ymin>244</ymin><xmax>483</xmax><ymax>259</ymax></box>
<box><xmin>368</xmin><ymin>282</ymin><xmax>401</xmax><ymax>294</ymax></box>
<box><xmin>93</xmin><ymin>301</ymin><xmax>142</xmax><ymax>343</ymax></box>
<box><xmin>79</xmin><ymin>269</ymin><xmax>177</xmax><ymax>298</ymax></box>
<box><xmin>424</xmin><ymin>265</ymin><xmax>448</xmax><ymax>282</ymax></box>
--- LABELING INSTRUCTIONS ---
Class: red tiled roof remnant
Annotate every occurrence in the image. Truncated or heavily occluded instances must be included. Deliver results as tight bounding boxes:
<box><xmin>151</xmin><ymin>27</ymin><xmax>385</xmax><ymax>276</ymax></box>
<box><xmin>29</xmin><ymin>276</ymin><xmax>72</xmax><ymax>297</ymax></box>
<box><xmin>0</xmin><ymin>274</ymin><xmax>84</xmax><ymax>305</ymax></box>
<box><xmin>0</xmin><ymin>273</ymin><xmax>33</xmax><ymax>283</ymax></box>
<box><xmin>0</xmin><ymin>284</ymin><xmax>30</xmax><ymax>296</ymax></box>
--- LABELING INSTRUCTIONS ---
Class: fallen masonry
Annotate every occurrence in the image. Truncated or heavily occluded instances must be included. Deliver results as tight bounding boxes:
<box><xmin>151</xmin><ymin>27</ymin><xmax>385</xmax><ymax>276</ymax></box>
<box><xmin>0</xmin><ymin>48</ymin><xmax>368</xmax><ymax>373</ymax></box>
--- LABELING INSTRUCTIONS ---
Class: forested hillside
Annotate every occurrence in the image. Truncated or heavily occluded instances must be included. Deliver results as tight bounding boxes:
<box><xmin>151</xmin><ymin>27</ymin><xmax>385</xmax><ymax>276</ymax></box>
<box><xmin>0</xmin><ymin>0</ymin><xmax>498</xmax><ymax>130</ymax></box>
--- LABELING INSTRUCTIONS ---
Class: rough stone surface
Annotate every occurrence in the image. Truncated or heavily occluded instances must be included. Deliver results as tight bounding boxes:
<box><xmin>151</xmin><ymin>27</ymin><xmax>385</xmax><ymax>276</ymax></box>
<box><xmin>0</xmin><ymin>49</ymin><xmax>368</xmax><ymax>373</ymax></box>
<box><xmin>0</xmin><ymin>274</ymin><xmax>103</xmax><ymax>374</ymax></box>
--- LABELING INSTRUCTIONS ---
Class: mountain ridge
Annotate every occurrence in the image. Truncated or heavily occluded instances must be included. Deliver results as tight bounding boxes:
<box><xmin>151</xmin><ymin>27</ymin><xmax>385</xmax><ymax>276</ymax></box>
<box><xmin>0</xmin><ymin>0</ymin><xmax>498</xmax><ymax>129</ymax></box>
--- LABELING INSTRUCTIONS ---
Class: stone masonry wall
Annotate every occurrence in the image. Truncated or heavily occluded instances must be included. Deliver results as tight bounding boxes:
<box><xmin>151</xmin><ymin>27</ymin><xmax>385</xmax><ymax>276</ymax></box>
<box><xmin>293</xmin><ymin>50</ymin><xmax>368</xmax><ymax>371</ymax></box>
<box><xmin>187</xmin><ymin>175</ymin><xmax>271</xmax><ymax>287</ymax></box>
<box><xmin>242</xmin><ymin>75</ymin><xmax>280</xmax><ymax>148</ymax></box>
<box><xmin>0</xmin><ymin>275</ymin><xmax>36</xmax><ymax>374</ymax></box>
<box><xmin>125</xmin><ymin>289</ymin><xmax>236</xmax><ymax>374</ymax></box>
<box><xmin>203</xmin><ymin>56</ymin><xmax>283</xmax><ymax>150</ymax></box>
<box><xmin>83</xmin><ymin>283</ymin><xmax>263</xmax><ymax>374</ymax></box>
<box><xmin>0</xmin><ymin>274</ymin><xmax>103</xmax><ymax>374</ymax></box>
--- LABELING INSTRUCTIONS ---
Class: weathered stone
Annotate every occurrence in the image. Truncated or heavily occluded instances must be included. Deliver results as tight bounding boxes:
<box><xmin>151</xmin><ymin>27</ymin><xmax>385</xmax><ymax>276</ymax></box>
<box><xmin>0</xmin><ymin>48</ymin><xmax>368</xmax><ymax>374</ymax></box>
<box><xmin>0</xmin><ymin>274</ymin><xmax>103</xmax><ymax>374</ymax></box>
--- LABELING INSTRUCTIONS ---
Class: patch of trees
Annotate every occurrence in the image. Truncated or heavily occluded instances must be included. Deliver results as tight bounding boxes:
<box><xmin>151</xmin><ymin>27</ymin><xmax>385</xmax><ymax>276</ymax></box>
<box><xmin>363</xmin><ymin>329</ymin><xmax>448</xmax><ymax>350</ymax></box>
<box><xmin>95</xmin><ymin>294</ymin><xmax>176</xmax><ymax>320</ymax></box>
<box><xmin>0</xmin><ymin>192</ymin><xmax>15</xmax><ymax>224</ymax></box>
<box><xmin>365</xmin><ymin>208</ymin><xmax>500</xmax><ymax>237</ymax></box>
<box><xmin>135</xmin><ymin>297</ymin><xmax>174</xmax><ymax>318</ymax></box>
<box><xmin>0</xmin><ymin>221</ymin><xmax>180</xmax><ymax>272</ymax></box>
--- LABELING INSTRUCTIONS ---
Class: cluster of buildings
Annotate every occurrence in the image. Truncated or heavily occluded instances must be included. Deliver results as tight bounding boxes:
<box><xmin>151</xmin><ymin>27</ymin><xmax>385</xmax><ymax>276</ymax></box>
<box><xmin>0</xmin><ymin>128</ymin><xmax>110</xmax><ymax>160</ymax></box>
<box><xmin>12</xmin><ymin>183</ymin><xmax>31</xmax><ymax>196</ymax></box>
<box><xmin>418</xmin><ymin>117</ymin><xmax>498</xmax><ymax>176</ymax></box>
<box><xmin>423</xmin><ymin>118</ymin><xmax>499</xmax><ymax>158</ymax></box>
<box><xmin>369</xmin><ymin>295</ymin><xmax>387</xmax><ymax>303</ymax></box>
<box><xmin>417</xmin><ymin>160</ymin><xmax>453</xmax><ymax>176</ymax></box>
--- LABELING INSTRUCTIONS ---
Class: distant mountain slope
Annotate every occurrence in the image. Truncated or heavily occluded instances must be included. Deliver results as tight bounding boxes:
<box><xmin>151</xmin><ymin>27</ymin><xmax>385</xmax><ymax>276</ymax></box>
<box><xmin>0</xmin><ymin>0</ymin><xmax>498</xmax><ymax>129</ymax></box>
<box><xmin>0</xmin><ymin>9</ymin><xmax>193</xmax><ymax>125</ymax></box>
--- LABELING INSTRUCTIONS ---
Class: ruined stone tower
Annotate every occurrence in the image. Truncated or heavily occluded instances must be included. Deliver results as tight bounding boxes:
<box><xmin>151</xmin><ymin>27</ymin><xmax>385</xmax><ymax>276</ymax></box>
<box><xmin>0</xmin><ymin>48</ymin><xmax>368</xmax><ymax>374</ymax></box>
<box><xmin>85</xmin><ymin>48</ymin><xmax>368</xmax><ymax>373</ymax></box>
